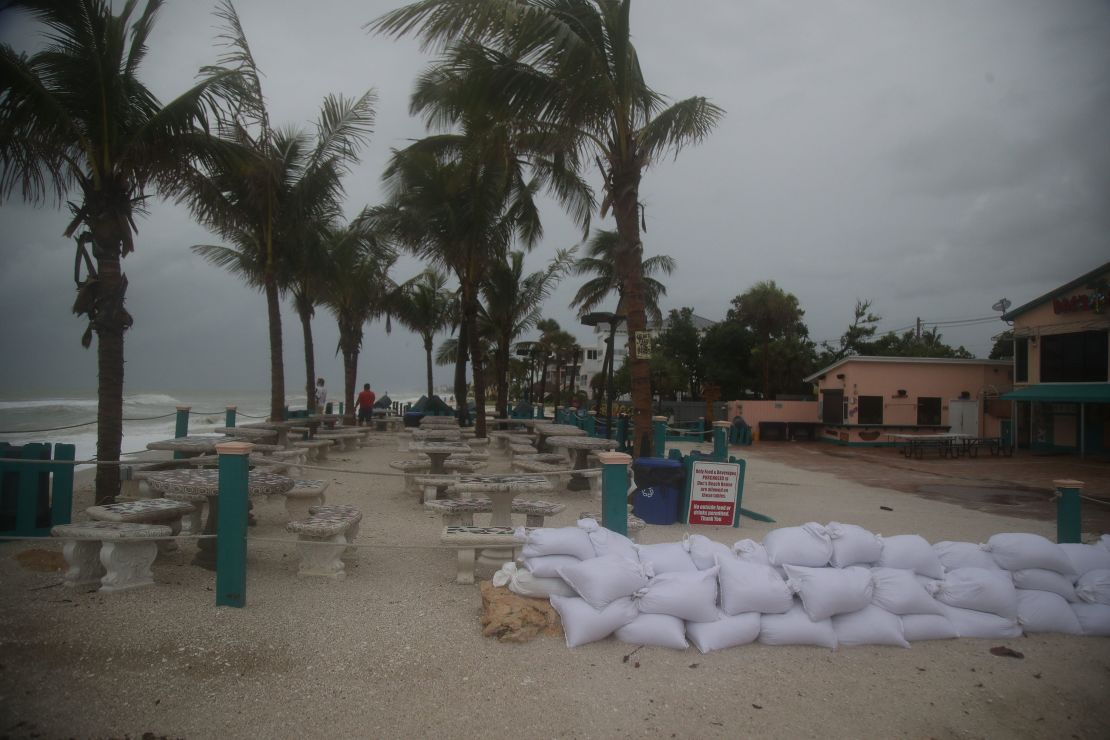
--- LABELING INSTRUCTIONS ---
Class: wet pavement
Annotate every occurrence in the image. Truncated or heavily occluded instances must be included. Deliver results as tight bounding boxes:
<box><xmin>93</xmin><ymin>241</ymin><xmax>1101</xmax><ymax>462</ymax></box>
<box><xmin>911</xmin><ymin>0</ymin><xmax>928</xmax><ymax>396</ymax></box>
<box><xmin>739</xmin><ymin>442</ymin><xmax>1110</xmax><ymax>532</ymax></box>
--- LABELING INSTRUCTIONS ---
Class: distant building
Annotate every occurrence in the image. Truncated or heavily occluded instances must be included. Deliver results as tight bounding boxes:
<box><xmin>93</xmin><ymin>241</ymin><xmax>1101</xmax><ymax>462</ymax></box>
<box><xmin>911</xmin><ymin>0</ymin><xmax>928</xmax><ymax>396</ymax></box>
<box><xmin>1000</xmin><ymin>261</ymin><xmax>1110</xmax><ymax>456</ymax></box>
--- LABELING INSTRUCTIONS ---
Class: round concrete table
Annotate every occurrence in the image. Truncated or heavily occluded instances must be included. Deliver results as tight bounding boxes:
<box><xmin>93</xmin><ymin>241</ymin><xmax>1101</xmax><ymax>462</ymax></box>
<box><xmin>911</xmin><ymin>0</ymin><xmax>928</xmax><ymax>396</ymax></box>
<box><xmin>532</xmin><ymin>423</ymin><xmax>587</xmax><ymax>452</ymax></box>
<box><xmin>545</xmin><ymin>436</ymin><xmax>618</xmax><ymax>490</ymax></box>
<box><xmin>146</xmin><ymin>436</ymin><xmax>229</xmax><ymax>458</ymax></box>
<box><xmin>147</xmin><ymin>469</ymin><xmax>294</xmax><ymax>570</ymax></box>
<box><xmin>409</xmin><ymin>441</ymin><xmax>473</xmax><ymax>474</ymax></box>
<box><xmin>235</xmin><ymin>421</ymin><xmax>296</xmax><ymax>447</ymax></box>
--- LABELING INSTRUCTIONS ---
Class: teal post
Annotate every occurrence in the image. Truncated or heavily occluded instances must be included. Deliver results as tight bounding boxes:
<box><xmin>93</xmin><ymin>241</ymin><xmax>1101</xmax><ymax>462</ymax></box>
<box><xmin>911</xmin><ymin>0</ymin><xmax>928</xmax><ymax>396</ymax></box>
<box><xmin>174</xmin><ymin>406</ymin><xmax>190</xmax><ymax>460</ymax></box>
<box><xmin>599</xmin><ymin>451</ymin><xmax>631</xmax><ymax>537</ymax></box>
<box><xmin>586</xmin><ymin>411</ymin><xmax>597</xmax><ymax>437</ymax></box>
<box><xmin>225</xmin><ymin>406</ymin><xmax>237</xmax><ymax>428</ymax></box>
<box><xmin>1054</xmin><ymin>479</ymin><xmax>1083</xmax><ymax>544</ymax></box>
<box><xmin>652</xmin><ymin>416</ymin><xmax>667</xmax><ymax>458</ymax></box>
<box><xmin>216</xmin><ymin>441</ymin><xmax>252</xmax><ymax>608</ymax></box>
<box><xmin>731</xmin><ymin>456</ymin><xmax>748</xmax><ymax>527</ymax></box>
<box><xmin>284</xmin><ymin>405</ymin><xmax>290</xmax><ymax>421</ymax></box>
<box><xmin>677</xmin><ymin>451</ymin><xmax>694</xmax><ymax>524</ymax></box>
<box><xmin>15</xmin><ymin>443</ymin><xmax>46</xmax><ymax>534</ymax></box>
<box><xmin>339</xmin><ymin>402</ymin><xmax>344</xmax><ymax>416</ymax></box>
<box><xmin>51</xmin><ymin>443</ymin><xmax>75</xmax><ymax>525</ymax></box>
<box><xmin>712</xmin><ymin>422</ymin><xmax>730</xmax><ymax>461</ymax></box>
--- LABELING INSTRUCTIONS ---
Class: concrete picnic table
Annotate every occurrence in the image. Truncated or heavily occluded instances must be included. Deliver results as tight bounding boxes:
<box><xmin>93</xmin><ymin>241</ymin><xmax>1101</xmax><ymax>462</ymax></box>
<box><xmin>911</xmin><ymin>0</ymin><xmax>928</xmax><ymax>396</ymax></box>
<box><xmin>409</xmin><ymin>441</ymin><xmax>473</xmax><ymax>474</ymax></box>
<box><xmin>234</xmin><ymin>421</ymin><xmax>297</xmax><ymax>446</ymax></box>
<box><xmin>315</xmin><ymin>429</ymin><xmax>363</xmax><ymax>451</ymax></box>
<box><xmin>545</xmin><ymin>435</ymin><xmax>617</xmax><ymax>490</ymax></box>
<box><xmin>146</xmin><ymin>436</ymin><xmax>231</xmax><ymax>458</ymax></box>
<box><xmin>146</xmin><ymin>468</ymin><xmax>294</xmax><ymax>570</ymax></box>
<box><xmin>532</xmin><ymin>423</ymin><xmax>587</xmax><ymax>452</ymax></box>
<box><xmin>446</xmin><ymin>474</ymin><xmax>555</xmax><ymax>527</ymax></box>
<box><xmin>410</xmin><ymin>428</ymin><xmax>463</xmax><ymax>442</ymax></box>
<box><xmin>213</xmin><ymin>426</ymin><xmax>279</xmax><ymax>444</ymax></box>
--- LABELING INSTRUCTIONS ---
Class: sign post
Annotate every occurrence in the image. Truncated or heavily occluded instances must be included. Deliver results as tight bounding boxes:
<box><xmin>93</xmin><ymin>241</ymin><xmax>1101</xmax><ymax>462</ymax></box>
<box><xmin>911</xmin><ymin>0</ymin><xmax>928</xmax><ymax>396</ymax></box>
<box><xmin>686</xmin><ymin>459</ymin><xmax>745</xmax><ymax>528</ymax></box>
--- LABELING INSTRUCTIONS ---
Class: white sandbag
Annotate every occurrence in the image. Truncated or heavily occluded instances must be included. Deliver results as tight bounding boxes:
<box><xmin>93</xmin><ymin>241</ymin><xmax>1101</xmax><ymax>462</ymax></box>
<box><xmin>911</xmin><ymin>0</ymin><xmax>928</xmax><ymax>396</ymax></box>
<box><xmin>763</xmin><ymin>522</ymin><xmax>833</xmax><ymax>567</ymax></box>
<box><xmin>550</xmin><ymin>595</ymin><xmax>639</xmax><ymax>648</ymax></box>
<box><xmin>1075</xmin><ymin>569</ymin><xmax>1110</xmax><ymax>605</ymax></box>
<box><xmin>901</xmin><ymin>613</ymin><xmax>958</xmax><ymax>641</ymax></box>
<box><xmin>1016</xmin><ymin>590</ymin><xmax>1082</xmax><ymax>635</ymax></box>
<box><xmin>684</xmin><ymin>533</ymin><xmax>734</xmax><ymax>570</ymax></box>
<box><xmin>1071</xmin><ymin>602</ymin><xmax>1110</xmax><ymax>636</ymax></box>
<box><xmin>717</xmin><ymin>557</ymin><xmax>794</xmax><ymax>616</ymax></box>
<box><xmin>870</xmin><ymin>567</ymin><xmax>945</xmax><ymax>616</ymax></box>
<box><xmin>577</xmin><ymin>519</ymin><xmax>639</xmax><ymax>562</ymax></box>
<box><xmin>634</xmin><ymin>567</ymin><xmax>720</xmax><ymax>623</ymax></box>
<box><xmin>876</xmin><ymin>534</ymin><xmax>944</xmax><ymax>579</ymax></box>
<box><xmin>733</xmin><ymin>538</ymin><xmax>770</xmax><ymax>565</ymax></box>
<box><xmin>1099</xmin><ymin>534</ymin><xmax>1110</xmax><ymax>552</ymax></box>
<box><xmin>832</xmin><ymin>605</ymin><xmax>909</xmax><ymax>648</ymax></box>
<box><xmin>686</xmin><ymin>611</ymin><xmax>761</xmax><ymax>653</ymax></box>
<box><xmin>518</xmin><ymin>526</ymin><xmax>597</xmax><ymax>561</ymax></box>
<box><xmin>982</xmin><ymin>532</ymin><xmax>1074</xmax><ymax>575</ymax></box>
<box><xmin>522</xmin><ymin>554</ymin><xmax>581</xmax><ymax>579</ymax></box>
<box><xmin>759</xmin><ymin>603</ymin><xmax>838</xmax><ymax>649</ymax></box>
<box><xmin>558</xmin><ymin>555</ymin><xmax>652</xmax><ymax>609</ymax></box>
<box><xmin>940</xmin><ymin>604</ymin><xmax>1022</xmax><ymax>639</ymax></box>
<box><xmin>933</xmin><ymin>541</ymin><xmax>1007</xmax><ymax>573</ymax></box>
<box><xmin>1060</xmin><ymin>544</ymin><xmax>1110</xmax><ymax>576</ymax></box>
<box><xmin>1010</xmin><ymin>568</ymin><xmax>1078</xmax><ymax>602</ymax></box>
<box><xmin>493</xmin><ymin>562</ymin><xmax>577</xmax><ymax>598</ymax></box>
<box><xmin>614</xmin><ymin>613</ymin><xmax>689</xmax><ymax>650</ymax></box>
<box><xmin>826</xmin><ymin>522</ymin><xmax>883</xmax><ymax>567</ymax></box>
<box><xmin>785</xmin><ymin>564</ymin><xmax>874</xmax><ymax>621</ymax></box>
<box><xmin>636</xmin><ymin>542</ymin><xmax>698</xmax><ymax>574</ymax></box>
<box><xmin>928</xmin><ymin>567</ymin><xmax>1018</xmax><ymax>619</ymax></box>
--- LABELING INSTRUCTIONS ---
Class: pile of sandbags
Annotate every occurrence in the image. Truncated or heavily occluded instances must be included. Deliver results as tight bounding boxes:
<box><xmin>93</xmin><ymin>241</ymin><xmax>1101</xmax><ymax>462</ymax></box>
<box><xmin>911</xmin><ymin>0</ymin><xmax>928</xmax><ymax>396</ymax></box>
<box><xmin>497</xmin><ymin>521</ymin><xmax>1110</xmax><ymax>651</ymax></box>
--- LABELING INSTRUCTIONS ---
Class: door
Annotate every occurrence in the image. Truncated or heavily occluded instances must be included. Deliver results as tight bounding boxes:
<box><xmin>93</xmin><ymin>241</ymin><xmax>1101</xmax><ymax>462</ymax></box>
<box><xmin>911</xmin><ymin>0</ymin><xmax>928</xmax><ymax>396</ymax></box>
<box><xmin>948</xmin><ymin>399</ymin><xmax>979</xmax><ymax>437</ymax></box>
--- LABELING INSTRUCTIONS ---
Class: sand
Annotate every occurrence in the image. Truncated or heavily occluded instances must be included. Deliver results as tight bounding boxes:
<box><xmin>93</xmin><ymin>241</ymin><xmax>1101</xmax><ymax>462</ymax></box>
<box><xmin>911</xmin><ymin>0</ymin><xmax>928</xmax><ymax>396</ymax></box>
<box><xmin>2</xmin><ymin>433</ymin><xmax>1109</xmax><ymax>739</ymax></box>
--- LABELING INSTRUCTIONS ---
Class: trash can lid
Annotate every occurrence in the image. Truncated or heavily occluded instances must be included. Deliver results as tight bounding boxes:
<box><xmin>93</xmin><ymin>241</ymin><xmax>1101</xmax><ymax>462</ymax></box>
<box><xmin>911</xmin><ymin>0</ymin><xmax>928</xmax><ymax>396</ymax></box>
<box><xmin>632</xmin><ymin>457</ymin><xmax>683</xmax><ymax>469</ymax></box>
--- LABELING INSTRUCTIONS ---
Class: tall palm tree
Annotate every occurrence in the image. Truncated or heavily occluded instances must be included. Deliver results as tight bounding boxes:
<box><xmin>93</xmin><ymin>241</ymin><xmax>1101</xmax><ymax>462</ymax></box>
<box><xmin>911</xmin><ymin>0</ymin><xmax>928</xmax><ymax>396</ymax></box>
<box><xmin>317</xmin><ymin>211</ymin><xmax>397</xmax><ymax>425</ymax></box>
<box><xmin>0</xmin><ymin>0</ymin><xmax>240</xmax><ymax>503</ymax></box>
<box><xmin>393</xmin><ymin>268</ymin><xmax>454</xmax><ymax>401</ymax></box>
<box><xmin>533</xmin><ymin>318</ymin><xmax>562</xmax><ymax>413</ymax></box>
<box><xmin>284</xmin><ymin>227</ymin><xmax>329</xmax><ymax>412</ymax></box>
<box><xmin>373</xmin><ymin>0</ymin><xmax>723</xmax><ymax>455</ymax></box>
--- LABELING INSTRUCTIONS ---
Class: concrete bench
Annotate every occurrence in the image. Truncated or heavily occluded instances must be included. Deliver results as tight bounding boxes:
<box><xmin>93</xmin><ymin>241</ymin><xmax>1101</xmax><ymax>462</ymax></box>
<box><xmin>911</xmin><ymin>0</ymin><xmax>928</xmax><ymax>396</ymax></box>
<box><xmin>292</xmin><ymin>438</ymin><xmax>334</xmax><ymax>461</ymax></box>
<box><xmin>390</xmin><ymin>459</ymin><xmax>432</xmax><ymax>493</ymax></box>
<box><xmin>510</xmin><ymin>458</ymin><xmax>565</xmax><ymax>486</ymax></box>
<box><xmin>412</xmin><ymin>474</ymin><xmax>459</xmax><ymax>503</ymax></box>
<box><xmin>506</xmin><ymin>434</ymin><xmax>535</xmax><ymax>446</ymax></box>
<box><xmin>316</xmin><ymin>431</ymin><xmax>361</xmax><ymax>452</ymax></box>
<box><xmin>508</xmin><ymin>443</ymin><xmax>538</xmax><ymax>457</ymax></box>
<box><xmin>425</xmin><ymin>498</ymin><xmax>564</xmax><ymax>527</ymax></box>
<box><xmin>86</xmin><ymin>498</ymin><xmax>195</xmax><ymax>552</ymax></box>
<box><xmin>308</xmin><ymin>504</ymin><xmax>362</xmax><ymax>564</ymax></box>
<box><xmin>578</xmin><ymin>511</ymin><xmax>646</xmax><ymax>542</ymax></box>
<box><xmin>51</xmin><ymin>521</ymin><xmax>172</xmax><ymax>592</ymax></box>
<box><xmin>441</xmin><ymin>525</ymin><xmax>530</xmax><ymax>584</ymax></box>
<box><xmin>465</xmin><ymin>437</ymin><xmax>490</xmax><ymax>449</ymax></box>
<box><xmin>443</xmin><ymin>458</ymin><xmax>487</xmax><ymax>474</ymax></box>
<box><xmin>286</xmin><ymin>507</ymin><xmax>361</xmax><ymax>578</ymax></box>
<box><xmin>277</xmin><ymin>479</ymin><xmax>330</xmax><ymax>521</ymax></box>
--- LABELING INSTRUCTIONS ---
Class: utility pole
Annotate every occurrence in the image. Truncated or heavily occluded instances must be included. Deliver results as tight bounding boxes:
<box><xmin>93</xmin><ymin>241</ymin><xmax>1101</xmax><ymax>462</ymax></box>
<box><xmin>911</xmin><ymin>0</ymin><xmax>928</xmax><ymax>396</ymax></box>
<box><xmin>915</xmin><ymin>317</ymin><xmax>922</xmax><ymax>339</ymax></box>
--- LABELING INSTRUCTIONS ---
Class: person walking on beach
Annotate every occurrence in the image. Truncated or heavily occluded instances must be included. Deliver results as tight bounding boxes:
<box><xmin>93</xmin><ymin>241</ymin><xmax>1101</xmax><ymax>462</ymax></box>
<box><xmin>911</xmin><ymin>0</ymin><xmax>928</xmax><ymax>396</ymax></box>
<box><xmin>315</xmin><ymin>377</ymin><xmax>328</xmax><ymax>413</ymax></box>
<box><xmin>356</xmin><ymin>383</ymin><xmax>377</xmax><ymax>426</ymax></box>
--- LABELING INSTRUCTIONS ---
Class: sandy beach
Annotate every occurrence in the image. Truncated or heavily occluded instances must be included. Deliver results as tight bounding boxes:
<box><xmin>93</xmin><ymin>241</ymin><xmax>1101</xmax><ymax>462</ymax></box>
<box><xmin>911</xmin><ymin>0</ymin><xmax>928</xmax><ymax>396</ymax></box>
<box><xmin>2</xmin><ymin>433</ymin><xmax>1109</xmax><ymax>739</ymax></box>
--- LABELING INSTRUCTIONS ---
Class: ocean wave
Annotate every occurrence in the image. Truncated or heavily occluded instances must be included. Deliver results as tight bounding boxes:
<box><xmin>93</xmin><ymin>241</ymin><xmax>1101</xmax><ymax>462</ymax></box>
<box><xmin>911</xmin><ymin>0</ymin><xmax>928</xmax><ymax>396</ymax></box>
<box><xmin>0</xmin><ymin>398</ymin><xmax>99</xmax><ymax>411</ymax></box>
<box><xmin>124</xmin><ymin>393</ymin><xmax>184</xmax><ymax>407</ymax></box>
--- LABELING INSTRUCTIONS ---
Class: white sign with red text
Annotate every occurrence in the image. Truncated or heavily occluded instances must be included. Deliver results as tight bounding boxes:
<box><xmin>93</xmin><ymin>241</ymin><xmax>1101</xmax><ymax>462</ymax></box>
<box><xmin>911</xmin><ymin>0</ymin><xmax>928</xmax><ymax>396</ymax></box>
<box><xmin>687</xmin><ymin>460</ymin><xmax>741</xmax><ymax>526</ymax></box>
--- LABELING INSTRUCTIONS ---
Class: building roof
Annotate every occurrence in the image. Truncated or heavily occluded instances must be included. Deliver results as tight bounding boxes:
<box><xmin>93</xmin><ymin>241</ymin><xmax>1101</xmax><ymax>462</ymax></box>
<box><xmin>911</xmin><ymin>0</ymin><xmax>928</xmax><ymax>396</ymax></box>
<box><xmin>1000</xmin><ymin>383</ymin><xmax>1110</xmax><ymax>404</ymax></box>
<box><xmin>1001</xmin><ymin>260</ymin><xmax>1110</xmax><ymax>321</ymax></box>
<box><xmin>803</xmin><ymin>355</ymin><xmax>1011</xmax><ymax>383</ymax></box>
<box><xmin>648</xmin><ymin>313</ymin><xmax>717</xmax><ymax>332</ymax></box>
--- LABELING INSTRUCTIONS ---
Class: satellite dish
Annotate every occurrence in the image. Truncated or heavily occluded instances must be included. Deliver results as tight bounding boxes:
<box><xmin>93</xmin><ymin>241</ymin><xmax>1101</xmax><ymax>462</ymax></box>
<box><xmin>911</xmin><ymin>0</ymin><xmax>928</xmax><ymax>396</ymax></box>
<box><xmin>991</xmin><ymin>298</ymin><xmax>1011</xmax><ymax>312</ymax></box>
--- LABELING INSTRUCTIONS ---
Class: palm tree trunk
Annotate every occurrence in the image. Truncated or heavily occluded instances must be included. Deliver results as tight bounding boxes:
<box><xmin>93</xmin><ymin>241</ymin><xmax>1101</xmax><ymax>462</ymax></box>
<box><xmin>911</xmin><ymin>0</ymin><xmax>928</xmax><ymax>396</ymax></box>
<box><xmin>464</xmin><ymin>292</ymin><xmax>487</xmax><ymax>438</ymax></box>
<box><xmin>594</xmin><ymin>341</ymin><xmax>613</xmax><ymax>414</ymax></box>
<box><xmin>423</xmin><ymin>336</ymin><xmax>435</xmax><ymax>400</ymax></box>
<box><xmin>342</xmin><ymin>336</ymin><xmax>359</xmax><ymax>426</ymax></box>
<box><xmin>298</xmin><ymin>305</ymin><xmax>316</xmax><ymax>415</ymax></box>
<box><xmin>495</xmin><ymin>337</ymin><xmax>510</xmax><ymax>418</ymax></box>
<box><xmin>264</xmin><ymin>275</ymin><xmax>285</xmax><ymax>420</ymax></box>
<box><xmin>537</xmin><ymin>354</ymin><xmax>549</xmax><ymax>415</ymax></box>
<box><xmin>92</xmin><ymin>250</ymin><xmax>126</xmax><ymax>505</ymax></box>
<box><xmin>454</xmin><ymin>322</ymin><xmax>469</xmax><ymax>425</ymax></box>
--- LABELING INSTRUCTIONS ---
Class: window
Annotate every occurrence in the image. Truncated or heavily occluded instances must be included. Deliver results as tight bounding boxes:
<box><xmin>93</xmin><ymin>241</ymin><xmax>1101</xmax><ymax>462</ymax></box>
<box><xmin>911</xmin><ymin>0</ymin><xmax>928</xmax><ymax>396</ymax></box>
<box><xmin>917</xmin><ymin>397</ymin><xmax>941</xmax><ymax>426</ymax></box>
<box><xmin>1040</xmin><ymin>330</ymin><xmax>1109</xmax><ymax>382</ymax></box>
<box><xmin>1015</xmin><ymin>338</ymin><xmax>1028</xmax><ymax>382</ymax></box>
<box><xmin>586</xmin><ymin>349</ymin><xmax>599</xmax><ymax>361</ymax></box>
<box><xmin>857</xmin><ymin>396</ymin><xmax>883</xmax><ymax>425</ymax></box>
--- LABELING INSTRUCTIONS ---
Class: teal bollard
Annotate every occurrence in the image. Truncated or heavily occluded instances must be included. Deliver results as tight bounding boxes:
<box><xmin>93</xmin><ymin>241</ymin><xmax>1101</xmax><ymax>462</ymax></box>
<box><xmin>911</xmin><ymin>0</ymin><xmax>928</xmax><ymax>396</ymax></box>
<box><xmin>586</xmin><ymin>411</ymin><xmax>597</xmax><ymax>437</ymax></box>
<box><xmin>712</xmin><ymin>422</ymin><xmax>730</xmax><ymax>461</ymax></box>
<box><xmin>652</xmin><ymin>416</ymin><xmax>667</xmax><ymax>458</ymax></box>
<box><xmin>174</xmin><ymin>406</ymin><xmax>190</xmax><ymax>460</ymax></box>
<box><xmin>52</xmin><ymin>443</ymin><xmax>75</xmax><ymax>525</ymax></box>
<box><xmin>599</xmin><ymin>451</ymin><xmax>632</xmax><ymax>537</ymax></box>
<box><xmin>225</xmin><ymin>406</ymin><xmax>237</xmax><ymax>428</ymax></box>
<box><xmin>1054</xmin><ymin>479</ymin><xmax>1083</xmax><ymax>544</ymax></box>
<box><xmin>216</xmin><ymin>441</ymin><xmax>252</xmax><ymax>608</ymax></box>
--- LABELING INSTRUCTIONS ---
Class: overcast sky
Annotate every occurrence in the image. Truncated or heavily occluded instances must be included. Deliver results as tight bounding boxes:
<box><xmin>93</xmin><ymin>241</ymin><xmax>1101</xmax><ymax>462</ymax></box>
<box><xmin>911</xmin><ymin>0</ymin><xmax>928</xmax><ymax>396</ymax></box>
<box><xmin>1</xmin><ymin>0</ymin><xmax>1107</xmax><ymax>399</ymax></box>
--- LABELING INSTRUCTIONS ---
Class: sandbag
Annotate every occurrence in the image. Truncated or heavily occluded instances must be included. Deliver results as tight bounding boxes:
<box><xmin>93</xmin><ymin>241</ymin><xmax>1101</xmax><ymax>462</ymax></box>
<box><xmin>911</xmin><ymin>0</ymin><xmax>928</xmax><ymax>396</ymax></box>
<box><xmin>614</xmin><ymin>613</ymin><xmax>689</xmax><ymax>650</ymax></box>
<box><xmin>1071</xmin><ymin>602</ymin><xmax>1110</xmax><ymax>636</ymax></box>
<box><xmin>940</xmin><ymin>604</ymin><xmax>1022</xmax><ymax>639</ymax></box>
<box><xmin>827</xmin><ymin>522</ymin><xmax>882</xmax><ymax>567</ymax></box>
<box><xmin>637</xmin><ymin>542</ymin><xmax>698</xmax><ymax>574</ymax></box>
<box><xmin>1060</xmin><ymin>543</ymin><xmax>1110</xmax><ymax>576</ymax></box>
<box><xmin>933</xmin><ymin>540</ymin><xmax>1007</xmax><ymax>573</ymax></box>
<box><xmin>876</xmin><ymin>534</ymin><xmax>944</xmax><ymax>579</ymax></box>
<box><xmin>870</xmin><ymin>567</ymin><xmax>945</xmax><ymax>616</ymax></box>
<box><xmin>785</xmin><ymin>564</ymin><xmax>874</xmax><ymax>621</ymax></box>
<box><xmin>759</xmin><ymin>603</ymin><xmax>838</xmax><ymax>649</ymax></box>
<box><xmin>684</xmin><ymin>534</ymin><xmax>734</xmax><ymax>570</ymax></box>
<box><xmin>832</xmin><ymin>605</ymin><xmax>909</xmax><ymax>648</ymax></box>
<box><xmin>522</xmin><ymin>554</ymin><xmax>581</xmax><ymax>579</ymax></box>
<box><xmin>518</xmin><ymin>526</ymin><xmax>597</xmax><ymax>561</ymax></box>
<box><xmin>1010</xmin><ymin>568</ymin><xmax>1078</xmax><ymax>602</ymax></box>
<box><xmin>733</xmin><ymin>538</ymin><xmax>770</xmax><ymax>565</ymax></box>
<box><xmin>550</xmin><ymin>595</ymin><xmax>639</xmax><ymax>648</ymax></box>
<box><xmin>717</xmin><ymin>557</ymin><xmax>794</xmax><ymax>616</ymax></box>
<box><xmin>1099</xmin><ymin>534</ymin><xmax>1110</xmax><ymax>552</ymax></box>
<box><xmin>493</xmin><ymin>562</ymin><xmax>577</xmax><ymax>598</ymax></box>
<box><xmin>558</xmin><ymin>555</ymin><xmax>652</xmax><ymax>609</ymax></box>
<box><xmin>1075</xmin><ymin>569</ymin><xmax>1110</xmax><ymax>605</ymax></box>
<box><xmin>763</xmin><ymin>522</ymin><xmax>833</xmax><ymax>567</ymax></box>
<box><xmin>1016</xmin><ymin>590</ymin><xmax>1082</xmax><ymax>635</ymax></box>
<box><xmin>982</xmin><ymin>532</ymin><xmax>1074</xmax><ymax>575</ymax></box>
<box><xmin>901</xmin><ymin>613</ymin><xmax>958</xmax><ymax>641</ymax></box>
<box><xmin>686</xmin><ymin>611</ymin><xmax>761</xmax><ymax>653</ymax></box>
<box><xmin>577</xmin><ymin>519</ymin><xmax>639</xmax><ymax>562</ymax></box>
<box><xmin>928</xmin><ymin>567</ymin><xmax>1018</xmax><ymax>620</ymax></box>
<box><xmin>634</xmin><ymin>567</ymin><xmax>720</xmax><ymax>623</ymax></box>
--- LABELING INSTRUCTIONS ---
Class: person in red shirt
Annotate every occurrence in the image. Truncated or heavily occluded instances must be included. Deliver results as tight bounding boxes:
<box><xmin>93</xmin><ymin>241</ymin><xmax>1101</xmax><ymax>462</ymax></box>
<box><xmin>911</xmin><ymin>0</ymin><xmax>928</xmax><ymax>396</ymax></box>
<box><xmin>355</xmin><ymin>383</ymin><xmax>377</xmax><ymax>426</ymax></box>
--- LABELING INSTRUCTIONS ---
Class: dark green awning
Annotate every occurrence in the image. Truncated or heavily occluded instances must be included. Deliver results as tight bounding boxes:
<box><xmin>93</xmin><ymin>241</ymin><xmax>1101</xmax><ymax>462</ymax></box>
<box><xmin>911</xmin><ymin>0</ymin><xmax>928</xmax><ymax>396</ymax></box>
<box><xmin>1000</xmin><ymin>383</ymin><xmax>1110</xmax><ymax>403</ymax></box>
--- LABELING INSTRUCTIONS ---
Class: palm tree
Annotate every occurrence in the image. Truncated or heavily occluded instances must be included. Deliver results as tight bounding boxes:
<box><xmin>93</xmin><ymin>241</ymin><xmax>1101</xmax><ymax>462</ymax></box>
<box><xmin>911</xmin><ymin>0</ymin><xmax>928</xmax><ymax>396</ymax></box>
<box><xmin>393</xmin><ymin>268</ymin><xmax>454</xmax><ymax>401</ymax></box>
<box><xmin>373</xmin><ymin>0</ymin><xmax>722</xmax><ymax>455</ymax></box>
<box><xmin>285</xmin><ymin>227</ymin><xmax>329</xmax><ymax>413</ymax></box>
<box><xmin>534</xmin><ymin>318</ymin><xmax>562</xmax><ymax>413</ymax></box>
<box><xmin>317</xmin><ymin>211</ymin><xmax>397</xmax><ymax>425</ymax></box>
<box><xmin>0</xmin><ymin>0</ymin><xmax>240</xmax><ymax>503</ymax></box>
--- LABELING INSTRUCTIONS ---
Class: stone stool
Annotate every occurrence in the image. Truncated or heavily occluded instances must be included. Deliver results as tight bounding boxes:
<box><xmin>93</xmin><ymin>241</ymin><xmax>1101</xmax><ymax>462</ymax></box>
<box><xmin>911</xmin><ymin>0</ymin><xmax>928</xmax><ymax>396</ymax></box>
<box><xmin>308</xmin><ymin>503</ymin><xmax>362</xmax><ymax>564</ymax></box>
<box><xmin>51</xmin><ymin>521</ymin><xmax>172</xmax><ymax>592</ymax></box>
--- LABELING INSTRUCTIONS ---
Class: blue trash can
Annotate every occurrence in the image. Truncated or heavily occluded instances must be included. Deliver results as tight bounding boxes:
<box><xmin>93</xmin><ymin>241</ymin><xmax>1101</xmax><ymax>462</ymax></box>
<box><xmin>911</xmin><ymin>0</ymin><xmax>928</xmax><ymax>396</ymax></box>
<box><xmin>631</xmin><ymin>457</ymin><xmax>685</xmax><ymax>525</ymax></box>
<box><xmin>403</xmin><ymin>411</ymin><xmax>425</xmax><ymax>428</ymax></box>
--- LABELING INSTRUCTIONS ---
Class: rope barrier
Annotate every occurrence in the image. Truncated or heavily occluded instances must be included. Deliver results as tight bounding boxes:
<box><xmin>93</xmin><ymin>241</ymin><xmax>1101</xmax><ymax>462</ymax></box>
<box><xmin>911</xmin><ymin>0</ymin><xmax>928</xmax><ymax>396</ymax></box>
<box><xmin>0</xmin><ymin>533</ymin><xmax>217</xmax><ymax>542</ymax></box>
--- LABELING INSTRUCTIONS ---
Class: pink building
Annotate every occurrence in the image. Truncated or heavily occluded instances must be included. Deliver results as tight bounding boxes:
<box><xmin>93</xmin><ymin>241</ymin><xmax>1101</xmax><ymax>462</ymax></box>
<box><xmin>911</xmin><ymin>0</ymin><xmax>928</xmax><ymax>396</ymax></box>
<box><xmin>803</xmin><ymin>357</ymin><xmax>1013</xmax><ymax>445</ymax></box>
